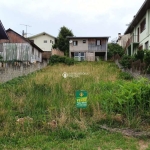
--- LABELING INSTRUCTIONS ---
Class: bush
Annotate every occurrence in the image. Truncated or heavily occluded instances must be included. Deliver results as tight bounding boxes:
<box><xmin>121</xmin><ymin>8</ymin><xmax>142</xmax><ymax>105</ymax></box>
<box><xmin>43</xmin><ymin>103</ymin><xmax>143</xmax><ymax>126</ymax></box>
<box><xmin>49</xmin><ymin>55</ymin><xmax>60</xmax><ymax>65</ymax></box>
<box><xmin>64</xmin><ymin>57</ymin><xmax>74</xmax><ymax>65</ymax></box>
<box><xmin>134</xmin><ymin>50</ymin><xmax>144</xmax><ymax>62</ymax></box>
<box><xmin>49</xmin><ymin>55</ymin><xmax>74</xmax><ymax>65</ymax></box>
<box><xmin>144</xmin><ymin>50</ymin><xmax>150</xmax><ymax>67</ymax></box>
<box><xmin>119</xmin><ymin>55</ymin><xmax>135</xmax><ymax>69</ymax></box>
<box><xmin>118</xmin><ymin>72</ymin><xmax>133</xmax><ymax>80</ymax></box>
<box><xmin>99</xmin><ymin>78</ymin><xmax>150</xmax><ymax>127</ymax></box>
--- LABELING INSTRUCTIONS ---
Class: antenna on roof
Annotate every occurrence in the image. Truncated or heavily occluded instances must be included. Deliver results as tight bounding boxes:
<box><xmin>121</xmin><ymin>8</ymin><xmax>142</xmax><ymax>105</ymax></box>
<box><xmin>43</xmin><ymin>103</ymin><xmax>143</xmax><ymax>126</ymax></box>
<box><xmin>20</xmin><ymin>24</ymin><xmax>31</xmax><ymax>37</ymax></box>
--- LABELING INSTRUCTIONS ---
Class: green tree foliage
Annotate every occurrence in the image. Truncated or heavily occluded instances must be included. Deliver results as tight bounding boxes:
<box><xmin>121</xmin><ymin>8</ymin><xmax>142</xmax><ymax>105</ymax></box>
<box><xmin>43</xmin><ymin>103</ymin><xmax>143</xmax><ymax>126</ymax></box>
<box><xmin>53</xmin><ymin>26</ymin><xmax>74</xmax><ymax>56</ymax></box>
<box><xmin>108</xmin><ymin>43</ymin><xmax>124</xmax><ymax>59</ymax></box>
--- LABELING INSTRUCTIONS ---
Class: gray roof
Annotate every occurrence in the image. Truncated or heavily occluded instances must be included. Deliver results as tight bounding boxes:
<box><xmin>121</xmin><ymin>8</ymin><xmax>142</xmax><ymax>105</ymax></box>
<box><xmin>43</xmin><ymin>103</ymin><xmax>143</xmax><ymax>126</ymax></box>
<box><xmin>0</xmin><ymin>20</ymin><xmax>9</xmax><ymax>39</ymax></box>
<box><xmin>124</xmin><ymin>0</ymin><xmax>150</xmax><ymax>34</ymax></box>
<box><xmin>67</xmin><ymin>36</ymin><xmax>110</xmax><ymax>39</ymax></box>
<box><xmin>28</xmin><ymin>32</ymin><xmax>56</xmax><ymax>39</ymax></box>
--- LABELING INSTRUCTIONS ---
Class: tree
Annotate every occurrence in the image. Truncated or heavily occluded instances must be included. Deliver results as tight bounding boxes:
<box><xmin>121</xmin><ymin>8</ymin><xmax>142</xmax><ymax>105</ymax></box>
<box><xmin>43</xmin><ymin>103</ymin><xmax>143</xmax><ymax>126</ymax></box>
<box><xmin>107</xmin><ymin>43</ymin><xmax>124</xmax><ymax>59</ymax></box>
<box><xmin>53</xmin><ymin>26</ymin><xmax>74</xmax><ymax>56</ymax></box>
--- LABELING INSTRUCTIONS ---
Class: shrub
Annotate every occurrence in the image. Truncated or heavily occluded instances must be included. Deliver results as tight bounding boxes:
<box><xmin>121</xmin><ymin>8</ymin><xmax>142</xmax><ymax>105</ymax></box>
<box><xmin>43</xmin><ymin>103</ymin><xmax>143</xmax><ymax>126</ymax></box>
<box><xmin>99</xmin><ymin>78</ymin><xmax>150</xmax><ymax>127</ymax></box>
<box><xmin>144</xmin><ymin>50</ymin><xmax>150</xmax><ymax>69</ymax></box>
<box><xmin>49</xmin><ymin>55</ymin><xmax>74</xmax><ymax>65</ymax></box>
<box><xmin>118</xmin><ymin>72</ymin><xmax>133</xmax><ymax>80</ymax></box>
<box><xmin>134</xmin><ymin>50</ymin><xmax>144</xmax><ymax>62</ymax></box>
<box><xmin>49</xmin><ymin>55</ymin><xmax>60</xmax><ymax>65</ymax></box>
<box><xmin>119</xmin><ymin>55</ymin><xmax>134</xmax><ymax>69</ymax></box>
<box><xmin>64</xmin><ymin>57</ymin><xmax>74</xmax><ymax>65</ymax></box>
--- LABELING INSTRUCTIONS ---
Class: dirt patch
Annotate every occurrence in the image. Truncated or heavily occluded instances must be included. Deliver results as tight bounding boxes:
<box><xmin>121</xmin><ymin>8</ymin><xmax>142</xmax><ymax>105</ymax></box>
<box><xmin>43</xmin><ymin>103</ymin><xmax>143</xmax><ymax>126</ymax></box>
<box><xmin>138</xmin><ymin>140</ymin><xmax>149</xmax><ymax>150</ymax></box>
<box><xmin>100</xmin><ymin>125</ymin><xmax>150</xmax><ymax>138</ymax></box>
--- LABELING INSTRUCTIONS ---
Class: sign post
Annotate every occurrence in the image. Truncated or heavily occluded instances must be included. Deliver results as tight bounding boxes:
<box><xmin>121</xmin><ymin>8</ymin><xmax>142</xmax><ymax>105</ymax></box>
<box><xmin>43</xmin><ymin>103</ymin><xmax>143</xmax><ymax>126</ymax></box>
<box><xmin>76</xmin><ymin>90</ymin><xmax>87</xmax><ymax>118</ymax></box>
<box><xmin>75</xmin><ymin>90</ymin><xmax>87</xmax><ymax>119</ymax></box>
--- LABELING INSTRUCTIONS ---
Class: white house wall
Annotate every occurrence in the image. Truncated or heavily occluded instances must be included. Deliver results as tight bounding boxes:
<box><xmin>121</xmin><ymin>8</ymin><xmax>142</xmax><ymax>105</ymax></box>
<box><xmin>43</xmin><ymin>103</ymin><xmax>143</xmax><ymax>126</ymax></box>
<box><xmin>29</xmin><ymin>34</ymin><xmax>55</xmax><ymax>52</ymax></box>
<box><xmin>133</xmin><ymin>9</ymin><xmax>150</xmax><ymax>51</ymax></box>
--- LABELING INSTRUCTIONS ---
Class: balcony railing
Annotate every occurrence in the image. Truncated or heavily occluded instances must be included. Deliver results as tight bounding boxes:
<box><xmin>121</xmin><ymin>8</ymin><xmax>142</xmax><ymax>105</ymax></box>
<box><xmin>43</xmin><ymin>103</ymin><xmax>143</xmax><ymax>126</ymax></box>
<box><xmin>126</xmin><ymin>34</ymin><xmax>139</xmax><ymax>48</ymax></box>
<box><xmin>88</xmin><ymin>44</ymin><xmax>106</xmax><ymax>52</ymax></box>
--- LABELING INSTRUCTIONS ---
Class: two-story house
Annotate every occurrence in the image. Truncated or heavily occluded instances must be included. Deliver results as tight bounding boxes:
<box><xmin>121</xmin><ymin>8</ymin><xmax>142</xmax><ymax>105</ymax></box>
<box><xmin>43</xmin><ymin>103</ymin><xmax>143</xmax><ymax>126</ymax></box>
<box><xmin>125</xmin><ymin>0</ymin><xmax>150</xmax><ymax>56</ymax></box>
<box><xmin>28</xmin><ymin>32</ymin><xmax>56</xmax><ymax>60</ymax></box>
<box><xmin>67</xmin><ymin>36</ymin><xmax>110</xmax><ymax>61</ymax></box>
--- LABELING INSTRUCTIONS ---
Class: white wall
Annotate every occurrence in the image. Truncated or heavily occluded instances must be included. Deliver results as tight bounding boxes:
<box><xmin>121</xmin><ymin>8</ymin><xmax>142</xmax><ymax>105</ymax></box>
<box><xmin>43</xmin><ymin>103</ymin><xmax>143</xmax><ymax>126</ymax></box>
<box><xmin>134</xmin><ymin>9</ymin><xmax>150</xmax><ymax>49</ymax></box>
<box><xmin>29</xmin><ymin>34</ymin><xmax>55</xmax><ymax>52</ymax></box>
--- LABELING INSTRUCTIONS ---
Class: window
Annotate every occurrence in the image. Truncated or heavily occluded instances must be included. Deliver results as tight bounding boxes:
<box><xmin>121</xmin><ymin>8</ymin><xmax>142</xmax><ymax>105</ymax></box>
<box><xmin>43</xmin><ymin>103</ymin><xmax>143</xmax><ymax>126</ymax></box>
<box><xmin>81</xmin><ymin>52</ymin><xmax>84</xmax><ymax>56</ymax></box>
<box><xmin>83</xmin><ymin>40</ymin><xmax>86</xmax><ymax>43</ymax></box>
<box><xmin>73</xmin><ymin>41</ymin><xmax>78</xmax><ymax>46</ymax></box>
<box><xmin>52</xmin><ymin>41</ymin><xmax>53</xmax><ymax>44</ymax></box>
<box><xmin>50</xmin><ymin>40</ymin><xmax>51</xmax><ymax>43</ymax></box>
<box><xmin>145</xmin><ymin>41</ymin><xmax>149</xmax><ymax>49</ymax></box>
<box><xmin>44</xmin><ymin>40</ymin><xmax>47</xmax><ymax>43</ymax></box>
<box><xmin>74</xmin><ymin>52</ymin><xmax>78</xmax><ymax>56</ymax></box>
<box><xmin>74</xmin><ymin>52</ymin><xmax>85</xmax><ymax>61</ymax></box>
<box><xmin>96</xmin><ymin>40</ymin><xmax>101</xmax><ymax>45</ymax></box>
<box><xmin>140</xmin><ymin>18</ymin><xmax>146</xmax><ymax>33</ymax></box>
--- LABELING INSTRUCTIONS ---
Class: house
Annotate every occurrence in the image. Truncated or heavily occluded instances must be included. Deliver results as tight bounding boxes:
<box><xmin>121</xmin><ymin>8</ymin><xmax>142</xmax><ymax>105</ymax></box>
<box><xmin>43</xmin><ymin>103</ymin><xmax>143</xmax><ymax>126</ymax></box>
<box><xmin>116</xmin><ymin>33</ymin><xmax>130</xmax><ymax>49</ymax></box>
<box><xmin>67</xmin><ymin>36</ymin><xmax>110</xmax><ymax>61</ymax></box>
<box><xmin>28</xmin><ymin>32</ymin><xmax>56</xmax><ymax>60</ymax></box>
<box><xmin>0</xmin><ymin>28</ymin><xmax>43</xmax><ymax>62</ymax></box>
<box><xmin>125</xmin><ymin>0</ymin><xmax>150</xmax><ymax>56</ymax></box>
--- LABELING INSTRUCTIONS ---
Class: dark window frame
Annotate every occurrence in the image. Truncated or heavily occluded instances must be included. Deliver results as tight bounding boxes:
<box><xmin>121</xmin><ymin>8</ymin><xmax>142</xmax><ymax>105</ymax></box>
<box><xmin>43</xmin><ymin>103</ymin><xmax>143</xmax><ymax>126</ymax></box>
<box><xmin>73</xmin><ymin>41</ymin><xmax>78</xmax><ymax>46</ymax></box>
<box><xmin>83</xmin><ymin>40</ymin><xmax>86</xmax><ymax>43</ymax></box>
<box><xmin>140</xmin><ymin>18</ymin><xmax>146</xmax><ymax>33</ymax></box>
<box><xmin>96</xmin><ymin>40</ymin><xmax>101</xmax><ymax>45</ymax></box>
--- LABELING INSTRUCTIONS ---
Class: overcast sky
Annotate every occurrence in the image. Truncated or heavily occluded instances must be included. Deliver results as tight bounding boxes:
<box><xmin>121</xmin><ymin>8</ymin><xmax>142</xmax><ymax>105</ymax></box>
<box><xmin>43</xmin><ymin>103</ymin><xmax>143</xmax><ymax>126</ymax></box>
<box><xmin>0</xmin><ymin>0</ymin><xmax>144</xmax><ymax>41</ymax></box>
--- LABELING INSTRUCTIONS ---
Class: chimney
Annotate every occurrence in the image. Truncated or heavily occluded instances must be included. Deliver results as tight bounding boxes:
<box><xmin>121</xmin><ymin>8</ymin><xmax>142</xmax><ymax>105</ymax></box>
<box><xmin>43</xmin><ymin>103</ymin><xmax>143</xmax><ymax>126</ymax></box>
<box><xmin>118</xmin><ymin>33</ymin><xmax>121</xmax><ymax>37</ymax></box>
<box><xmin>22</xmin><ymin>30</ymin><xmax>24</xmax><ymax>37</ymax></box>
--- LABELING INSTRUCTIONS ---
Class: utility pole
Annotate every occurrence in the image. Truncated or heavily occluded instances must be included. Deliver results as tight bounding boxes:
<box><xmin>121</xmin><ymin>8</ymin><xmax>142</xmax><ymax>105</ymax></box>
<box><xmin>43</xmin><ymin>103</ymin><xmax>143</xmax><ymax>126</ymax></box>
<box><xmin>20</xmin><ymin>24</ymin><xmax>31</xmax><ymax>37</ymax></box>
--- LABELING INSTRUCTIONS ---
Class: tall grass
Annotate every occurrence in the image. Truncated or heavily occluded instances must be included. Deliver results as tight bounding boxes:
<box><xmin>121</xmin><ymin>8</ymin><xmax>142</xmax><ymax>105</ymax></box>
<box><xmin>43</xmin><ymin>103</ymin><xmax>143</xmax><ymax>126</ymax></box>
<box><xmin>1</xmin><ymin>61</ymin><xmax>150</xmax><ymax>148</ymax></box>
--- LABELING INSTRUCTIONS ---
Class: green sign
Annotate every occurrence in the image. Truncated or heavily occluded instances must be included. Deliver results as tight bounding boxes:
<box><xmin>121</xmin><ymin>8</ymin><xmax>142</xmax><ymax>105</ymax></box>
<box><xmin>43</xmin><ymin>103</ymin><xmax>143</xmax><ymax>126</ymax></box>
<box><xmin>76</xmin><ymin>90</ymin><xmax>87</xmax><ymax>108</ymax></box>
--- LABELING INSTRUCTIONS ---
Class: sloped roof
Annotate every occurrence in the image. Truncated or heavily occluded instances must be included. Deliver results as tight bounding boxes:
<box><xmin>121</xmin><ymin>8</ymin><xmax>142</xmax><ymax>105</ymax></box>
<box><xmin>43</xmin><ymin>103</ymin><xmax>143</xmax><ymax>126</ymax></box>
<box><xmin>28</xmin><ymin>32</ymin><xmax>56</xmax><ymax>39</ymax></box>
<box><xmin>124</xmin><ymin>0</ymin><xmax>150</xmax><ymax>34</ymax></box>
<box><xmin>6</xmin><ymin>28</ymin><xmax>43</xmax><ymax>52</ymax></box>
<box><xmin>67</xmin><ymin>36</ymin><xmax>110</xmax><ymax>39</ymax></box>
<box><xmin>0</xmin><ymin>20</ymin><xmax>9</xmax><ymax>39</ymax></box>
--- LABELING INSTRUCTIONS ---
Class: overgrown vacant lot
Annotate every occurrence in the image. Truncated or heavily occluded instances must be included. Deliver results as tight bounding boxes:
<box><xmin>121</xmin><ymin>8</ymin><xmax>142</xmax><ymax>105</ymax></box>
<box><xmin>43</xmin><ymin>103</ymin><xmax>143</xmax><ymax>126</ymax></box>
<box><xmin>0</xmin><ymin>61</ymin><xmax>150</xmax><ymax>149</ymax></box>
